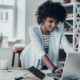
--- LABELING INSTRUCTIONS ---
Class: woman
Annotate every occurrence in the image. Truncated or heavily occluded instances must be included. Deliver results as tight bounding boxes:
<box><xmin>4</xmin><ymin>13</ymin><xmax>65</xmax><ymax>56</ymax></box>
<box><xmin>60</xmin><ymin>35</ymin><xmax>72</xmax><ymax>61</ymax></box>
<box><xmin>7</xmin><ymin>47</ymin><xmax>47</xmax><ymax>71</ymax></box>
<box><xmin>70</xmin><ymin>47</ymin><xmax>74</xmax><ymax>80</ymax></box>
<box><xmin>20</xmin><ymin>1</ymin><xmax>74</xmax><ymax>72</ymax></box>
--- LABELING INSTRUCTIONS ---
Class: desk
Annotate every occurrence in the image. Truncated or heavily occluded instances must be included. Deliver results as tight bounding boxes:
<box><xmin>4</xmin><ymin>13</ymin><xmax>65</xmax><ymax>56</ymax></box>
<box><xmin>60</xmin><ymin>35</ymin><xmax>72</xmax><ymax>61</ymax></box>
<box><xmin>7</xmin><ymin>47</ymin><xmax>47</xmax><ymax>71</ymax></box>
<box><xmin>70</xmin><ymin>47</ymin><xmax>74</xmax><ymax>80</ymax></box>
<box><xmin>0</xmin><ymin>69</ymin><xmax>54</xmax><ymax>80</ymax></box>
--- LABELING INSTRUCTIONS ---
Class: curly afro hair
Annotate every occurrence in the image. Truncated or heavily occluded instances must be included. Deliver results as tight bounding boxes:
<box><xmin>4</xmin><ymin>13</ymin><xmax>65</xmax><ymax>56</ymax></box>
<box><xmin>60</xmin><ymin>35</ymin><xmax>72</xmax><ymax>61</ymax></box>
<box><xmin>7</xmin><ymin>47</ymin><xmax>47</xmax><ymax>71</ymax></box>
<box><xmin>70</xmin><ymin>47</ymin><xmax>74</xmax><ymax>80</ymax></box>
<box><xmin>36</xmin><ymin>0</ymin><xmax>66</xmax><ymax>24</ymax></box>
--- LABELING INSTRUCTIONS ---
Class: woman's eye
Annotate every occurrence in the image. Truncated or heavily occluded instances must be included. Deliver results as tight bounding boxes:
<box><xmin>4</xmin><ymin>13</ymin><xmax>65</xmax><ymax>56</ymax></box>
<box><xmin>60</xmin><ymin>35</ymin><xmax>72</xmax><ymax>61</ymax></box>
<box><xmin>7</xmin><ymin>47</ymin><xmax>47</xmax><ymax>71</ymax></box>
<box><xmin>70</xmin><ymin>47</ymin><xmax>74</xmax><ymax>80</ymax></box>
<box><xmin>55</xmin><ymin>21</ymin><xmax>59</xmax><ymax>24</ymax></box>
<box><xmin>49</xmin><ymin>20</ymin><xmax>53</xmax><ymax>23</ymax></box>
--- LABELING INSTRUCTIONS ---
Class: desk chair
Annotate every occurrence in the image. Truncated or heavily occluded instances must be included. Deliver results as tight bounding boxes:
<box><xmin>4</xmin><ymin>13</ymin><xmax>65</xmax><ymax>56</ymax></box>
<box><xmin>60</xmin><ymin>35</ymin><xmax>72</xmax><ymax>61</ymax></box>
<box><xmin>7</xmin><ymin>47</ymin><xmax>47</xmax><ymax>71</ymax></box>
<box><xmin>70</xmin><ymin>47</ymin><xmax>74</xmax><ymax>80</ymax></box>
<box><xmin>11</xmin><ymin>44</ymin><xmax>25</xmax><ymax>67</ymax></box>
<box><xmin>11</xmin><ymin>43</ymin><xmax>26</xmax><ymax>67</ymax></box>
<box><xmin>11</xmin><ymin>48</ymin><xmax>24</xmax><ymax>67</ymax></box>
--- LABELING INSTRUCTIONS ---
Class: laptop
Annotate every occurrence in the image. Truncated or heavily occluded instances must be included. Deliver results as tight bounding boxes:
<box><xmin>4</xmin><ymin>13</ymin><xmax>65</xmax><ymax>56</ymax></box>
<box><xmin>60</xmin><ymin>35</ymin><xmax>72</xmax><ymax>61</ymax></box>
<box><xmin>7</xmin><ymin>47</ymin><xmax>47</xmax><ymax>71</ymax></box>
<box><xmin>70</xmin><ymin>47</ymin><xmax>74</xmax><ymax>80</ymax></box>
<box><xmin>47</xmin><ymin>53</ymin><xmax>80</xmax><ymax>80</ymax></box>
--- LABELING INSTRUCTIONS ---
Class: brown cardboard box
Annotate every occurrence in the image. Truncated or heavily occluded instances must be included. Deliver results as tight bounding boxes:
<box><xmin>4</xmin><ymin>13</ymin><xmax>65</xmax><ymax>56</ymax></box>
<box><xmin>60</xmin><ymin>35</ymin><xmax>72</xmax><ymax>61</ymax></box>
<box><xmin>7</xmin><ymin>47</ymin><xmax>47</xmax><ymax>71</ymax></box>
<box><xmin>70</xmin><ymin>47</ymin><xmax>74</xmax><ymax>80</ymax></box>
<box><xmin>64</xmin><ymin>0</ymin><xmax>71</xmax><ymax>3</ymax></box>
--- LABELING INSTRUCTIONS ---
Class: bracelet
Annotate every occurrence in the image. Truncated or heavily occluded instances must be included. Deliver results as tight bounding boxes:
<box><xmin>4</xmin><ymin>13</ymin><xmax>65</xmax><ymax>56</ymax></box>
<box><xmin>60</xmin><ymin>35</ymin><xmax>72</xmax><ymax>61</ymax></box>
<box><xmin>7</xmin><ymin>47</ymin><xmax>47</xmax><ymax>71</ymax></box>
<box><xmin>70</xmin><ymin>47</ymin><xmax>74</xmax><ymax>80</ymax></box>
<box><xmin>52</xmin><ymin>66</ymin><xmax>58</xmax><ymax>72</ymax></box>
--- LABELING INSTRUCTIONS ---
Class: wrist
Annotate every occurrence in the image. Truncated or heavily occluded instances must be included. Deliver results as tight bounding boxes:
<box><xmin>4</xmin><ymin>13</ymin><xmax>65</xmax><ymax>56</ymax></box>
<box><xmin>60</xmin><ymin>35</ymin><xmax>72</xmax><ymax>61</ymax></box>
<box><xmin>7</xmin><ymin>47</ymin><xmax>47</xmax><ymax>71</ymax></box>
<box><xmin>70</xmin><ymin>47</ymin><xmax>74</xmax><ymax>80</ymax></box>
<box><xmin>52</xmin><ymin>66</ymin><xmax>58</xmax><ymax>72</ymax></box>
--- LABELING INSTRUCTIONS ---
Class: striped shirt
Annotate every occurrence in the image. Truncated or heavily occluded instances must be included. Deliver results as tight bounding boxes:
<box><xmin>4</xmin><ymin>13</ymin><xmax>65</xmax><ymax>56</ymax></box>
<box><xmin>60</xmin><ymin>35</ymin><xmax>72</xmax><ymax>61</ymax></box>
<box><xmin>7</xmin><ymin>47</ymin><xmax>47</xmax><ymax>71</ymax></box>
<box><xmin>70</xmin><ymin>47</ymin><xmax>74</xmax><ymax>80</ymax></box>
<box><xmin>43</xmin><ymin>34</ymin><xmax>51</xmax><ymax>48</ymax></box>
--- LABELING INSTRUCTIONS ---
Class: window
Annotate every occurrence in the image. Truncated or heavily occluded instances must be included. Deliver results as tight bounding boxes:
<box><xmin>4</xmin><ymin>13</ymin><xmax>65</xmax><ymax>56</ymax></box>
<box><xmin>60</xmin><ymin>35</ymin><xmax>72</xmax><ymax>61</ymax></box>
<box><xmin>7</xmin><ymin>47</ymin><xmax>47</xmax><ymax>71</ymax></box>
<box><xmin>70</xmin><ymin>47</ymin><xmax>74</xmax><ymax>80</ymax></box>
<box><xmin>0</xmin><ymin>9</ymin><xmax>9</xmax><ymax>22</ymax></box>
<box><xmin>0</xmin><ymin>0</ymin><xmax>15</xmax><ymax>5</ymax></box>
<box><xmin>0</xmin><ymin>0</ymin><xmax>17</xmax><ymax>40</ymax></box>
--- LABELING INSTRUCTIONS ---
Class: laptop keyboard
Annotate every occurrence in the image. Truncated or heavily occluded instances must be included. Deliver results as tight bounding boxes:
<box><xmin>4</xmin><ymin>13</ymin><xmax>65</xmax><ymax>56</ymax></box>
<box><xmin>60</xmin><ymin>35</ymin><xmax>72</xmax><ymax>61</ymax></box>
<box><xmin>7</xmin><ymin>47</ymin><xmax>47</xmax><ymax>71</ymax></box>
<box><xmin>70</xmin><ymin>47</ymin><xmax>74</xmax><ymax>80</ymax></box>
<box><xmin>47</xmin><ymin>72</ymin><xmax>62</xmax><ymax>79</ymax></box>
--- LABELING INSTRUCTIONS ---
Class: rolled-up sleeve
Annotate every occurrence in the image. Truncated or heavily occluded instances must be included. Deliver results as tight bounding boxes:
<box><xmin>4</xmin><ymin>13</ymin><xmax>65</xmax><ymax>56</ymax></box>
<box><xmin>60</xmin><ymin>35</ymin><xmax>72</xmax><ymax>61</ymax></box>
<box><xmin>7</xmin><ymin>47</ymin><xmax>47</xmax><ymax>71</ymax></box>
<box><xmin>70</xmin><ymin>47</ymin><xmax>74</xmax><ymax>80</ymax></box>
<box><xmin>61</xmin><ymin>34</ymin><xmax>74</xmax><ymax>55</ymax></box>
<box><xmin>29</xmin><ymin>27</ymin><xmax>46</xmax><ymax>59</ymax></box>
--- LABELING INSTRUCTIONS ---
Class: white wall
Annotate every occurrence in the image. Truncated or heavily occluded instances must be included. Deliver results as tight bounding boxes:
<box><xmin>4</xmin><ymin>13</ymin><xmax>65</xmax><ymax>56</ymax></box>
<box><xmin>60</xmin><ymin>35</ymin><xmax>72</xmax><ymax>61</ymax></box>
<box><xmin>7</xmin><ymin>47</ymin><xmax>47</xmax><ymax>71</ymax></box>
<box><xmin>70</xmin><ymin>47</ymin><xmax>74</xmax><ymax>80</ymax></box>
<box><xmin>25</xmin><ymin>0</ymin><xmax>47</xmax><ymax>44</ymax></box>
<box><xmin>25</xmin><ymin>0</ymin><xmax>63</xmax><ymax>44</ymax></box>
<box><xmin>16</xmin><ymin>0</ymin><xmax>26</xmax><ymax>42</ymax></box>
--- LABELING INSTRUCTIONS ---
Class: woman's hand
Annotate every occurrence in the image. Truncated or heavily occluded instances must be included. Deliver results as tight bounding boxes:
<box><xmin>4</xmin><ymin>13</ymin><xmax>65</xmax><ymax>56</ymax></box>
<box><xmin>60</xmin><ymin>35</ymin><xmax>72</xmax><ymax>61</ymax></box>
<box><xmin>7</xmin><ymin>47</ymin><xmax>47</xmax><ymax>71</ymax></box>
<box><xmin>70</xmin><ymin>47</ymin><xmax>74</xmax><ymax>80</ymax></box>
<box><xmin>55</xmin><ymin>67</ymin><xmax>63</xmax><ymax>73</ymax></box>
<box><xmin>52</xmin><ymin>67</ymin><xmax>63</xmax><ymax>73</ymax></box>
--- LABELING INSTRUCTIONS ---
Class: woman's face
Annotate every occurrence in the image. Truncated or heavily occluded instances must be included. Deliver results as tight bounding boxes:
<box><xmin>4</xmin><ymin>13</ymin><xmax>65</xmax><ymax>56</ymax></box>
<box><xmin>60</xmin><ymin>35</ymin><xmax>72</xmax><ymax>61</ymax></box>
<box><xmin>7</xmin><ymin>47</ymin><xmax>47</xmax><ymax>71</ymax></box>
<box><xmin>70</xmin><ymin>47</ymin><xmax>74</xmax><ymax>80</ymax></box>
<box><xmin>42</xmin><ymin>17</ymin><xmax>60</xmax><ymax>33</ymax></box>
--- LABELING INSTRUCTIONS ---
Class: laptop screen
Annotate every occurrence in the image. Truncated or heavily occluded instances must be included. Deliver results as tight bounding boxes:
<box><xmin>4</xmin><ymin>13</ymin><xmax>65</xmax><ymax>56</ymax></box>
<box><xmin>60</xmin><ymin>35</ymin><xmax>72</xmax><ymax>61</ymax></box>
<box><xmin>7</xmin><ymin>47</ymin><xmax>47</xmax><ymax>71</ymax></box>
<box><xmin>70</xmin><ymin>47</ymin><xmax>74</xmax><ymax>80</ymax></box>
<box><xmin>61</xmin><ymin>53</ymin><xmax>80</xmax><ymax>80</ymax></box>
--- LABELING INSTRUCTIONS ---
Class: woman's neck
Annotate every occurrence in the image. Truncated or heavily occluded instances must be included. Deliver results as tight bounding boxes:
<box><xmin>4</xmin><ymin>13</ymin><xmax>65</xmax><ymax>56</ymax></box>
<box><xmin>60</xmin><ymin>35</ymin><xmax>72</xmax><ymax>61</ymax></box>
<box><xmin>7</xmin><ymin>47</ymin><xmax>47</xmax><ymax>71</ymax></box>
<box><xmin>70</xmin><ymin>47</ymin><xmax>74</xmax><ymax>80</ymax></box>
<box><xmin>40</xmin><ymin>25</ymin><xmax>50</xmax><ymax>35</ymax></box>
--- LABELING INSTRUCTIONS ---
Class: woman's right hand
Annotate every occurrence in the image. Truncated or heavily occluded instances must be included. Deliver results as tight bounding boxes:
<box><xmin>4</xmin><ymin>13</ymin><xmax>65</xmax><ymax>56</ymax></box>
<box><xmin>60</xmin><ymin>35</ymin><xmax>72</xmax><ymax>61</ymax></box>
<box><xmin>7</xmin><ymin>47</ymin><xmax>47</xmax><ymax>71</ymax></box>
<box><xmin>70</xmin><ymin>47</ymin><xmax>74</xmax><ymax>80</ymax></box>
<box><xmin>52</xmin><ymin>67</ymin><xmax>63</xmax><ymax>73</ymax></box>
<box><xmin>55</xmin><ymin>67</ymin><xmax>63</xmax><ymax>73</ymax></box>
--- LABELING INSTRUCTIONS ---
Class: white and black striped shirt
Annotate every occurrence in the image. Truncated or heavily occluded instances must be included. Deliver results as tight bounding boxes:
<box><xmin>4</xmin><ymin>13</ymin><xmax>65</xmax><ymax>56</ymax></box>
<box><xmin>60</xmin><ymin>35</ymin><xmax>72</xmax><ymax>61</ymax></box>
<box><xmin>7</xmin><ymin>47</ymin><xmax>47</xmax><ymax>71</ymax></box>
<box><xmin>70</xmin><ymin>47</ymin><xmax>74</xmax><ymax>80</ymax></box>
<box><xmin>43</xmin><ymin>34</ymin><xmax>51</xmax><ymax>48</ymax></box>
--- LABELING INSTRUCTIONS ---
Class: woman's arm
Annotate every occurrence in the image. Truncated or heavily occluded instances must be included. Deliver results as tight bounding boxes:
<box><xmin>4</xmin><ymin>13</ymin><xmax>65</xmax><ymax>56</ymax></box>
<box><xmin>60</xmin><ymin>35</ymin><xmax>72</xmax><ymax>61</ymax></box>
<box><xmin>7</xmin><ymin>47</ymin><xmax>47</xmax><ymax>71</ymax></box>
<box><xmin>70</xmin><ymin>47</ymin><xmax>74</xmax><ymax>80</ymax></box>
<box><xmin>42</xmin><ymin>54</ymin><xmax>56</xmax><ymax>70</ymax></box>
<box><xmin>41</xmin><ymin>54</ymin><xmax>62</xmax><ymax>73</ymax></box>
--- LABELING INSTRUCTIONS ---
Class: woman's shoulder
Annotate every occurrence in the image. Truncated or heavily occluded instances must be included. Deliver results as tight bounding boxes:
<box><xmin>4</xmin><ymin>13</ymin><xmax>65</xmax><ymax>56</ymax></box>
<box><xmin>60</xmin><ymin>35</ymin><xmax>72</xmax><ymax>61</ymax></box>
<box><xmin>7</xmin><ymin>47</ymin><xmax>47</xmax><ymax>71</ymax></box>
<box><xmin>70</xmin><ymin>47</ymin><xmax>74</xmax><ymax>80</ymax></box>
<box><xmin>29</xmin><ymin>25</ymin><xmax>40</xmax><ymax>30</ymax></box>
<box><xmin>29</xmin><ymin>25</ymin><xmax>41</xmax><ymax>34</ymax></box>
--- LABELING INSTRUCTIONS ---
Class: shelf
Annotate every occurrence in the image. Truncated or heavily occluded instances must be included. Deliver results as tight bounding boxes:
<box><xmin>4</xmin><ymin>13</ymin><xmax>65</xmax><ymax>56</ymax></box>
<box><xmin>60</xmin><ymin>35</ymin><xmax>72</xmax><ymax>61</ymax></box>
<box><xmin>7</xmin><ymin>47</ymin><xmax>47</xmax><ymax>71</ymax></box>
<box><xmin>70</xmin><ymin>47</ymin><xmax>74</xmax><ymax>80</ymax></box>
<box><xmin>66</xmin><ymin>17</ymin><xmax>80</xmax><ymax>20</ymax></box>
<box><xmin>61</xmin><ymin>2</ymin><xmax>80</xmax><ymax>53</ymax></box>
<box><xmin>63</xmin><ymin>2</ymin><xmax>80</xmax><ymax>7</ymax></box>
<box><xmin>63</xmin><ymin>2</ymin><xmax>74</xmax><ymax>7</ymax></box>
<box><xmin>66</xmin><ymin>13</ymin><xmax>73</xmax><ymax>18</ymax></box>
<box><xmin>64</xmin><ymin>32</ymin><xmax>73</xmax><ymax>35</ymax></box>
<box><xmin>59</xmin><ymin>61</ymin><xmax>65</xmax><ymax>64</ymax></box>
<box><xmin>66</xmin><ymin>17</ymin><xmax>74</xmax><ymax>20</ymax></box>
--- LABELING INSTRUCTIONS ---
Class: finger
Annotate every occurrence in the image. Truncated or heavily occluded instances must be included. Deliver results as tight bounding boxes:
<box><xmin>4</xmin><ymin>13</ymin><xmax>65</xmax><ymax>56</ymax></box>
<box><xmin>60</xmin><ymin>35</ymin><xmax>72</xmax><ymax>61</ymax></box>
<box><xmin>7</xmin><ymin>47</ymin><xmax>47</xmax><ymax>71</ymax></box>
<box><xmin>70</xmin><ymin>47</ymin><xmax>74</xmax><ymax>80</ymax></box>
<box><xmin>55</xmin><ymin>69</ymin><xmax>61</xmax><ymax>73</ymax></box>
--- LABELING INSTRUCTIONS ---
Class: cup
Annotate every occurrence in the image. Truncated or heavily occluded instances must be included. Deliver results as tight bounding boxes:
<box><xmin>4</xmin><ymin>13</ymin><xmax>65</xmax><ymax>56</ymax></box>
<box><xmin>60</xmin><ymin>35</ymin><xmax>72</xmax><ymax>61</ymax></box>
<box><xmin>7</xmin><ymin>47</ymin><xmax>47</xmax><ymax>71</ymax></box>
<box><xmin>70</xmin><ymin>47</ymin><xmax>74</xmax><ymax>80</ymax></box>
<box><xmin>0</xmin><ymin>59</ymin><xmax>9</xmax><ymax>70</ymax></box>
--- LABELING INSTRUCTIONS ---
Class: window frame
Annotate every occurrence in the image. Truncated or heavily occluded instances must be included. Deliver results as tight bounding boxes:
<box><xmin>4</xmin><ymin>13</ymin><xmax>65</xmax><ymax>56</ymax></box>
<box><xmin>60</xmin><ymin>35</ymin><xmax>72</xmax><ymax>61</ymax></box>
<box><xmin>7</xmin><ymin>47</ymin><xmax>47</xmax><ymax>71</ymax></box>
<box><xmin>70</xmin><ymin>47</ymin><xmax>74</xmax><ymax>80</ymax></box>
<box><xmin>0</xmin><ymin>1</ymin><xmax>17</xmax><ymax>39</ymax></box>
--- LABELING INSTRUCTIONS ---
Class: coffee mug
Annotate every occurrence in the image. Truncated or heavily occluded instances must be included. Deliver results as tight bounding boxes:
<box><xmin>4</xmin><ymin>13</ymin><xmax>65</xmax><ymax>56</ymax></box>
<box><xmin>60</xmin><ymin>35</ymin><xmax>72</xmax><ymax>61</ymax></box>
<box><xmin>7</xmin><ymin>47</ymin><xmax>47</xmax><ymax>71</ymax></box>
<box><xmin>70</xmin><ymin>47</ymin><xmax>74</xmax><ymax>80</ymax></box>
<box><xmin>0</xmin><ymin>59</ymin><xmax>9</xmax><ymax>70</ymax></box>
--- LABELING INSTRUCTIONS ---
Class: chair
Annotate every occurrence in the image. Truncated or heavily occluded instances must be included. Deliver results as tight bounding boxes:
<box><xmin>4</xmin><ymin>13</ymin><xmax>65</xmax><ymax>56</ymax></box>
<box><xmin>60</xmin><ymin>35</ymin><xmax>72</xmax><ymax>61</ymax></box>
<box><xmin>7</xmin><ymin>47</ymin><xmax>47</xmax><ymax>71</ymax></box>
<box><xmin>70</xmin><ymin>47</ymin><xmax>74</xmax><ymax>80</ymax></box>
<box><xmin>11</xmin><ymin>44</ymin><xmax>25</xmax><ymax>67</ymax></box>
